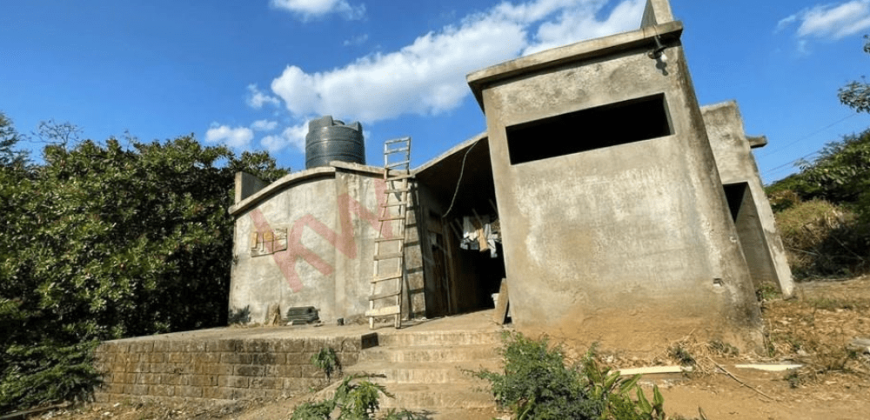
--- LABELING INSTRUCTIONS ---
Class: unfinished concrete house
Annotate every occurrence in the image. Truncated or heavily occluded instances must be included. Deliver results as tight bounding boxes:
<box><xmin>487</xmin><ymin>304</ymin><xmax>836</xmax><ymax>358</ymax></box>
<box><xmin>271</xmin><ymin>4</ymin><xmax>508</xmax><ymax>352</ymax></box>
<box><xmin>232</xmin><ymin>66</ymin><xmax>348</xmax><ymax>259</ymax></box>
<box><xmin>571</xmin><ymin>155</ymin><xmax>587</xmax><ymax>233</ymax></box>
<box><xmin>465</xmin><ymin>0</ymin><xmax>764</xmax><ymax>352</ymax></box>
<box><xmin>226</xmin><ymin>0</ymin><xmax>792</xmax><ymax>354</ymax></box>
<box><xmin>703</xmin><ymin>101</ymin><xmax>795</xmax><ymax>298</ymax></box>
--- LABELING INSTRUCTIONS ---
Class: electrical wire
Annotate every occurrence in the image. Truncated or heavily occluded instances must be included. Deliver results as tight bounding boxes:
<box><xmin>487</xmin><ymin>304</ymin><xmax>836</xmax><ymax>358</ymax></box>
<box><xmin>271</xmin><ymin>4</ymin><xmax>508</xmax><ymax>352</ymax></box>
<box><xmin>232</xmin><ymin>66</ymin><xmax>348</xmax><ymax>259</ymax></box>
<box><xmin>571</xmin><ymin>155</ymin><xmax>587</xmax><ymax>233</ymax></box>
<box><xmin>441</xmin><ymin>139</ymin><xmax>480</xmax><ymax>219</ymax></box>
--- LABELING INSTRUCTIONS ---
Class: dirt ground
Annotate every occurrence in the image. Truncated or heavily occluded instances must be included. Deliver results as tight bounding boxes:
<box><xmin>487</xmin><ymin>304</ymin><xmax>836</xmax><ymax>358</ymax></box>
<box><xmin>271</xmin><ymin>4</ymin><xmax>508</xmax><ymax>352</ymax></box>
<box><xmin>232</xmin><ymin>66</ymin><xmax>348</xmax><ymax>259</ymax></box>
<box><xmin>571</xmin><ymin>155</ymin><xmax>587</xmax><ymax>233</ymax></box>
<box><xmin>29</xmin><ymin>276</ymin><xmax>870</xmax><ymax>420</ymax></box>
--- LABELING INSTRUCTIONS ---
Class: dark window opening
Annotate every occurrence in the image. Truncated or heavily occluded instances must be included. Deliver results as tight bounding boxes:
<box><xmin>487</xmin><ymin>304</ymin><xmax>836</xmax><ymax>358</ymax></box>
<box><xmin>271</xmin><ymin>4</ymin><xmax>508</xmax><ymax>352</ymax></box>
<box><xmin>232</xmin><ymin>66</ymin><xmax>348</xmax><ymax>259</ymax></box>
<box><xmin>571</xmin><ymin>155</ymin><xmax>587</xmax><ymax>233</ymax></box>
<box><xmin>506</xmin><ymin>93</ymin><xmax>673</xmax><ymax>165</ymax></box>
<box><xmin>723</xmin><ymin>183</ymin><xmax>748</xmax><ymax>222</ymax></box>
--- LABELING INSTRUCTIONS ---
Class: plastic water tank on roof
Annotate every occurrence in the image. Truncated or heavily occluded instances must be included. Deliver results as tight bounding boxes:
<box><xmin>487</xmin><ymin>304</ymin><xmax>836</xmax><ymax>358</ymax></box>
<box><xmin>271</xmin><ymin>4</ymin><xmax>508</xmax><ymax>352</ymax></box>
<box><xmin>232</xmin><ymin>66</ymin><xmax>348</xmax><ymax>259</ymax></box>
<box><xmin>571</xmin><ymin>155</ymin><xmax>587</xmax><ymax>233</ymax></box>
<box><xmin>305</xmin><ymin>116</ymin><xmax>365</xmax><ymax>169</ymax></box>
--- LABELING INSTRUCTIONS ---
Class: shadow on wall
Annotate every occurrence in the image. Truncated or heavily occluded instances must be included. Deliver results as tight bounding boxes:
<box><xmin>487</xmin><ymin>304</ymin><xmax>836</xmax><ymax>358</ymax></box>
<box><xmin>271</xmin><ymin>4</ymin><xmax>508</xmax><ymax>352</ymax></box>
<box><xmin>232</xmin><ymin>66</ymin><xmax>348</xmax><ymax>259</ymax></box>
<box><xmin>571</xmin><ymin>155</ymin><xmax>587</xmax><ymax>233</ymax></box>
<box><xmin>228</xmin><ymin>306</ymin><xmax>251</xmax><ymax>325</ymax></box>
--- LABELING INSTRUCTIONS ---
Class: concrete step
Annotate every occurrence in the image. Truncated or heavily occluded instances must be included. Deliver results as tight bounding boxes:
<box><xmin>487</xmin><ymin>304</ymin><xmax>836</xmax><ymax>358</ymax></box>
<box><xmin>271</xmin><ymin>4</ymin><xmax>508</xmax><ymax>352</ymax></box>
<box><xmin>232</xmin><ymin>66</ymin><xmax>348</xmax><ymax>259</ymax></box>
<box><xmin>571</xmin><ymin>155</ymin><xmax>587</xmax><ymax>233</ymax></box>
<box><xmin>358</xmin><ymin>344</ymin><xmax>500</xmax><ymax>363</ymax></box>
<box><xmin>345</xmin><ymin>360</ymin><xmax>500</xmax><ymax>384</ymax></box>
<box><xmin>377</xmin><ymin>330</ymin><xmax>502</xmax><ymax>347</ymax></box>
<box><xmin>322</xmin><ymin>383</ymin><xmax>497</xmax><ymax>411</ymax></box>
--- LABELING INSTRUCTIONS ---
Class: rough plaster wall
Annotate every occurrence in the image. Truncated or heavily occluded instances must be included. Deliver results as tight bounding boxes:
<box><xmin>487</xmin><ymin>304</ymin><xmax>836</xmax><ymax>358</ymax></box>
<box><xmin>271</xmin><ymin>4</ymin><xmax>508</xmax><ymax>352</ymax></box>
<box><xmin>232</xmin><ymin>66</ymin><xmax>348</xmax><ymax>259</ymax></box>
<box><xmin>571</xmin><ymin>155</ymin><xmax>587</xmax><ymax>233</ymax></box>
<box><xmin>702</xmin><ymin>102</ymin><xmax>795</xmax><ymax>297</ymax></box>
<box><xmin>482</xmin><ymin>46</ymin><xmax>762</xmax><ymax>354</ymax></box>
<box><xmin>229</xmin><ymin>176</ymin><xmax>338</xmax><ymax>324</ymax></box>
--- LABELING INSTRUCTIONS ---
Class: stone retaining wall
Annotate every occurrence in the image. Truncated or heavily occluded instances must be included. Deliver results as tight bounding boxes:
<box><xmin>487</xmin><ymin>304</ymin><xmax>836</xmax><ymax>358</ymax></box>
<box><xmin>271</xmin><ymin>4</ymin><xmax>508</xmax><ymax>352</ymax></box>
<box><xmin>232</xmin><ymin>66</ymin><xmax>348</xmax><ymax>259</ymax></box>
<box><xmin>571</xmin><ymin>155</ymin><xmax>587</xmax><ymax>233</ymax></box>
<box><xmin>93</xmin><ymin>335</ymin><xmax>366</xmax><ymax>402</ymax></box>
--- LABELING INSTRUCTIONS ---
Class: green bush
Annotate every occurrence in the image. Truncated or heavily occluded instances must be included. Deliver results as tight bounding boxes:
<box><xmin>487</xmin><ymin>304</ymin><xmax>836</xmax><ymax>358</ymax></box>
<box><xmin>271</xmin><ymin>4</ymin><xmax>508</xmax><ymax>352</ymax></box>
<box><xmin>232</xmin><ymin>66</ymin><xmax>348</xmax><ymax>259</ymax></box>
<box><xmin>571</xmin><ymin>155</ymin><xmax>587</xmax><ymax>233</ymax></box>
<box><xmin>471</xmin><ymin>332</ymin><xmax>666</xmax><ymax>420</ymax></box>
<box><xmin>773</xmin><ymin>199</ymin><xmax>868</xmax><ymax>278</ymax></box>
<box><xmin>0</xmin><ymin>131</ymin><xmax>287</xmax><ymax>411</ymax></box>
<box><xmin>289</xmin><ymin>375</ymin><xmax>423</xmax><ymax>420</ymax></box>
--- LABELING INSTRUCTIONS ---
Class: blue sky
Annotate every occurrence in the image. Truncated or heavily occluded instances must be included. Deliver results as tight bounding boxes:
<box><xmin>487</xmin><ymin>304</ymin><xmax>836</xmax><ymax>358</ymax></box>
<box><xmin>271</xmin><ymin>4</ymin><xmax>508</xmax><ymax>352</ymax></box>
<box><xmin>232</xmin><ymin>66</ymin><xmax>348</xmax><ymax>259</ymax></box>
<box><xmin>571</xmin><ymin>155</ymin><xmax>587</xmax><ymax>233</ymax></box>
<box><xmin>2</xmin><ymin>0</ymin><xmax>870</xmax><ymax>183</ymax></box>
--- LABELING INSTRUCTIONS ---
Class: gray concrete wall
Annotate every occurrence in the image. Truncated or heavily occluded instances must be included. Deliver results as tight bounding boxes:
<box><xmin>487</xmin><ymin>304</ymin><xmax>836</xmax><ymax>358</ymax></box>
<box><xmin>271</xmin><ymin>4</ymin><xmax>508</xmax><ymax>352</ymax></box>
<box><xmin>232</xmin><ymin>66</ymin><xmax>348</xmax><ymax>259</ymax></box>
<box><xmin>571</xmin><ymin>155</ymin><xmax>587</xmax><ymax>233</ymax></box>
<box><xmin>468</xmin><ymin>24</ymin><xmax>762</xmax><ymax>354</ymax></box>
<box><xmin>702</xmin><ymin>101</ymin><xmax>795</xmax><ymax>297</ymax></box>
<box><xmin>234</xmin><ymin>172</ymin><xmax>269</xmax><ymax>204</ymax></box>
<box><xmin>228</xmin><ymin>164</ymin><xmax>424</xmax><ymax>325</ymax></box>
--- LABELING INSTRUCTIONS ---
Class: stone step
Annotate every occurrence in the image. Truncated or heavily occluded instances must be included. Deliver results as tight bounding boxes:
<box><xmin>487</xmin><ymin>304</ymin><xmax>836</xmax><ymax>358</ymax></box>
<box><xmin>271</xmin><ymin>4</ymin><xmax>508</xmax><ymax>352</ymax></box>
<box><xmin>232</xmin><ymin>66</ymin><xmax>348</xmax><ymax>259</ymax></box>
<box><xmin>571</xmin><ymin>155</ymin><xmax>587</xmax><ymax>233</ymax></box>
<box><xmin>344</xmin><ymin>360</ymin><xmax>500</xmax><ymax>384</ymax></box>
<box><xmin>377</xmin><ymin>330</ymin><xmax>502</xmax><ymax>347</ymax></box>
<box><xmin>322</xmin><ymin>383</ymin><xmax>497</xmax><ymax>411</ymax></box>
<box><xmin>359</xmin><ymin>344</ymin><xmax>500</xmax><ymax>363</ymax></box>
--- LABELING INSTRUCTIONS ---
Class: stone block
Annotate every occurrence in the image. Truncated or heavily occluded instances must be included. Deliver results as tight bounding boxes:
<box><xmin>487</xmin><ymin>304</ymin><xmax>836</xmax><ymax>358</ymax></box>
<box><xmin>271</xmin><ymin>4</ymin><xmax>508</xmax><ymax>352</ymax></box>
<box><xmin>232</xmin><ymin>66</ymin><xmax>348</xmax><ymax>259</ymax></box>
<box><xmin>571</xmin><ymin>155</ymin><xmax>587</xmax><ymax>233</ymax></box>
<box><xmin>341</xmin><ymin>338</ymin><xmax>361</xmax><ymax>353</ymax></box>
<box><xmin>264</xmin><ymin>364</ymin><xmax>298</xmax><ymax>377</ymax></box>
<box><xmin>149</xmin><ymin>363</ymin><xmax>169</xmax><ymax>374</ymax></box>
<box><xmin>252</xmin><ymin>352</ymin><xmax>283</xmax><ymax>365</ymax></box>
<box><xmin>193</xmin><ymin>352</ymin><xmax>220</xmax><ymax>365</ymax></box>
<box><xmin>185</xmin><ymin>341</ymin><xmax>207</xmax><ymax>352</ymax></box>
<box><xmin>140</xmin><ymin>373</ymin><xmax>160</xmax><ymax>385</ymax></box>
<box><xmin>235</xmin><ymin>365</ymin><xmax>265</xmax><ymax>377</ymax></box>
<box><xmin>167</xmin><ymin>352</ymin><xmax>191</xmax><ymax>364</ymax></box>
<box><xmin>299</xmin><ymin>365</ymin><xmax>327</xmax><ymax>379</ymax></box>
<box><xmin>220</xmin><ymin>376</ymin><xmax>249</xmax><ymax>388</ymax></box>
<box><xmin>175</xmin><ymin>385</ymin><xmax>203</xmax><ymax>398</ymax></box>
<box><xmin>263</xmin><ymin>389</ymin><xmax>282</xmax><ymax>400</ymax></box>
<box><xmin>277</xmin><ymin>339</ymin><xmax>304</xmax><ymax>353</ymax></box>
<box><xmin>250</xmin><ymin>377</ymin><xmax>282</xmax><ymax>390</ymax></box>
<box><xmin>220</xmin><ymin>352</ymin><xmax>240</xmax><ymax>364</ymax></box>
<box><xmin>219</xmin><ymin>339</ymin><xmax>243</xmax><ymax>352</ymax></box>
<box><xmin>152</xmin><ymin>341</ymin><xmax>170</xmax><ymax>352</ymax></box>
<box><xmin>145</xmin><ymin>353</ymin><xmax>165</xmax><ymax>364</ymax></box>
<box><xmin>338</xmin><ymin>352</ymin><xmax>358</xmax><ymax>366</ymax></box>
<box><xmin>150</xmin><ymin>384</ymin><xmax>174</xmax><ymax>397</ymax></box>
<box><xmin>232</xmin><ymin>388</ymin><xmax>265</xmax><ymax>400</ymax></box>
<box><xmin>167</xmin><ymin>341</ymin><xmax>189</xmax><ymax>352</ymax></box>
<box><xmin>129</xmin><ymin>384</ymin><xmax>149</xmax><ymax>395</ymax></box>
<box><xmin>159</xmin><ymin>373</ymin><xmax>185</xmax><ymax>386</ymax></box>
<box><xmin>190</xmin><ymin>375</ymin><xmax>218</xmax><ymax>387</ymax></box>
<box><xmin>130</xmin><ymin>342</ymin><xmax>154</xmax><ymax>354</ymax></box>
<box><xmin>205</xmin><ymin>341</ymin><xmax>221</xmax><ymax>352</ymax></box>
<box><xmin>131</xmin><ymin>362</ymin><xmax>150</xmax><ymax>373</ymax></box>
<box><xmin>169</xmin><ymin>363</ymin><xmax>193</xmax><ymax>375</ymax></box>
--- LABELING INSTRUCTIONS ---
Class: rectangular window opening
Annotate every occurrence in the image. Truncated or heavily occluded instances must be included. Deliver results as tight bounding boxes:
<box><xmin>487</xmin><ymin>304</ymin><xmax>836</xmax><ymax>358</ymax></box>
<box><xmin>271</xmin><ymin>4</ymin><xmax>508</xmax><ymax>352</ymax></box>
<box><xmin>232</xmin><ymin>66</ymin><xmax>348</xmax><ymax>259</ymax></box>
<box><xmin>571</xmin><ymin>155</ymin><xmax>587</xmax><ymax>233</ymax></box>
<box><xmin>506</xmin><ymin>93</ymin><xmax>673</xmax><ymax>165</ymax></box>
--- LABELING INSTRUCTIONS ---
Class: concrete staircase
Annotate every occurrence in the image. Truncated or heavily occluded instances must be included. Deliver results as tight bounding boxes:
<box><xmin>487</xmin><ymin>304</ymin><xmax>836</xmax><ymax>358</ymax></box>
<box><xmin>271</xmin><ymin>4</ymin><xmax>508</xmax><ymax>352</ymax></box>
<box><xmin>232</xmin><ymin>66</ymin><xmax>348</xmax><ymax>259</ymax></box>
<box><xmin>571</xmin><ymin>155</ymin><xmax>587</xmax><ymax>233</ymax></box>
<box><xmin>344</xmin><ymin>329</ymin><xmax>504</xmax><ymax>419</ymax></box>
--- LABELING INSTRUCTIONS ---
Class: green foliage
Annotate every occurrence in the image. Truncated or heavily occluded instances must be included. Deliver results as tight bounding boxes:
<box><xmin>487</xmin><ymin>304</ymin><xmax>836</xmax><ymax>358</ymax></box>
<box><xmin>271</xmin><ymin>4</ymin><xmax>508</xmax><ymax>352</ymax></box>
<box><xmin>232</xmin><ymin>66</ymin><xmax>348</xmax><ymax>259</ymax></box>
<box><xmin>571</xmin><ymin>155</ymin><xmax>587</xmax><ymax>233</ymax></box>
<box><xmin>289</xmin><ymin>375</ymin><xmax>422</xmax><ymax>420</ymax></box>
<box><xmin>773</xmin><ymin>199</ymin><xmax>866</xmax><ymax>278</ymax></box>
<box><xmin>472</xmin><ymin>332</ymin><xmax>669</xmax><ymax>420</ymax></box>
<box><xmin>0</xmin><ymin>112</ymin><xmax>27</xmax><ymax>168</ymax></box>
<box><xmin>0</xmin><ymin>132</ymin><xmax>287</xmax><ymax>411</ymax></box>
<box><xmin>838</xmin><ymin>36</ymin><xmax>870</xmax><ymax>114</ymax></box>
<box><xmin>311</xmin><ymin>347</ymin><xmax>340</xmax><ymax>381</ymax></box>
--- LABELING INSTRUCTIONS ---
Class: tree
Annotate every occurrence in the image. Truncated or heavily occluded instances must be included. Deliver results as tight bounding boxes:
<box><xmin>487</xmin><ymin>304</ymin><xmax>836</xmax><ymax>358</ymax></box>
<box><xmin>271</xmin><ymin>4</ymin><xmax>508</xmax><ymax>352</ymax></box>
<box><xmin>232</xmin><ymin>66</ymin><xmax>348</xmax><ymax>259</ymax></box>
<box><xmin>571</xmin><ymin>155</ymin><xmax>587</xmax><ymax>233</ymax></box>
<box><xmin>838</xmin><ymin>36</ymin><xmax>870</xmax><ymax>113</ymax></box>
<box><xmin>0</xmin><ymin>112</ymin><xmax>27</xmax><ymax>168</ymax></box>
<box><xmin>0</xmin><ymin>134</ymin><xmax>288</xmax><ymax>410</ymax></box>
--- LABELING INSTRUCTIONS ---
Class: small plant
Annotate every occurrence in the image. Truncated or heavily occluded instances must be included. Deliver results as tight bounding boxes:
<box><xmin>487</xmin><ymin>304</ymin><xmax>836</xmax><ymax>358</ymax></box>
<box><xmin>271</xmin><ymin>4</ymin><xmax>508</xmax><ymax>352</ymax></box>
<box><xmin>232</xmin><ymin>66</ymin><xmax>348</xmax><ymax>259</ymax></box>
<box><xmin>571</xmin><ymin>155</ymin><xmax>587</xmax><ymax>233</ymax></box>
<box><xmin>289</xmin><ymin>374</ymin><xmax>424</xmax><ymax>420</ymax></box>
<box><xmin>310</xmin><ymin>347</ymin><xmax>340</xmax><ymax>381</ymax></box>
<box><xmin>755</xmin><ymin>283</ymin><xmax>781</xmax><ymax>302</ymax></box>
<box><xmin>708</xmin><ymin>340</ymin><xmax>739</xmax><ymax>357</ymax></box>
<box><xmin>668</xmin><ymin>344</ymin><xmax>696</xmax><ymax>366</ymax></box>
<box><xmin>471</xmin><ymin>332</ymin><xmax>669</xmax><ymax>420</ymax></box>
<box><xmin>784</xmin><ymin>369</ymin><xmax>802</xmax><ymax>389</ymax></box>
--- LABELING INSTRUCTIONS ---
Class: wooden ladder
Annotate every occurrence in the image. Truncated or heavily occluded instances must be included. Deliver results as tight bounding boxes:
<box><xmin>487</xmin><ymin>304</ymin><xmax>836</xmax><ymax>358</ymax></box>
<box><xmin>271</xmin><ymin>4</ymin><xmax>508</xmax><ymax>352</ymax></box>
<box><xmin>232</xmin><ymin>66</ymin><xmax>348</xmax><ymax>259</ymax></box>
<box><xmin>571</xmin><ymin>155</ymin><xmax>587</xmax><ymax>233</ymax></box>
<box><xmin>367</xmin><ymin>137</ymin><xmax>412</xmax><ymax>329</ymax></box>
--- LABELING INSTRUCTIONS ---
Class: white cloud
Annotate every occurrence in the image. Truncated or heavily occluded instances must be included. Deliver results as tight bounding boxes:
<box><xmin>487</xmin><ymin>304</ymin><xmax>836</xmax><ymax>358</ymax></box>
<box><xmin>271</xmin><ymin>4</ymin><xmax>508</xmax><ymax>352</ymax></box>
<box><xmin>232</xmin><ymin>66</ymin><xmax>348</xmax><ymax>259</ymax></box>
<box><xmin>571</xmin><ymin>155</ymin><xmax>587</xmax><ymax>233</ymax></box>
<box><xmin>269</xmin><ymin>0</ymin><xmax>643</xmax><ymax>125</ymax></box>
<box><xmin>261</xmin><ymin>123</ymin><xmax>309</xmax><ymax>152</ymax></box>
<box><xmin>779</xmin><ymin>1</ymin><xmax>870</xmax><ymax>40</ymax></box>
<box><xmin>251</xmin><ymin>119</ymin><xmax>279</xmax><ymax>131</ymax></box>
<box><xmin>271</xmin><ymin>0</ymin><xmax>365</xmax><ymax>20</ymax></box>
<box><xmin>246</xmin><ymin>84</ymin><xmax>280</xmax><ymax>109</ymax></box>
<box><xmin>205</xmin><ymin>124</ymin><xmax>255</xmax><ymax>149</ymax></box>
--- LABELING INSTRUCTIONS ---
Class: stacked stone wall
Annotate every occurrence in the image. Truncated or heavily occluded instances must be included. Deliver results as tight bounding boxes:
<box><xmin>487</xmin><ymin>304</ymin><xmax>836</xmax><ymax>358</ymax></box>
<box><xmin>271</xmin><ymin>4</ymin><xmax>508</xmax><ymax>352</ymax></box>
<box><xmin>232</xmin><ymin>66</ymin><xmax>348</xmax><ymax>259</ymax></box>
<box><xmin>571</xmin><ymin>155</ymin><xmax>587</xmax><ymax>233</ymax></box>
<box><xmin>93</xmin><ymin>336</ymin><xmax>362</xmax><ymax>402</ymax></box>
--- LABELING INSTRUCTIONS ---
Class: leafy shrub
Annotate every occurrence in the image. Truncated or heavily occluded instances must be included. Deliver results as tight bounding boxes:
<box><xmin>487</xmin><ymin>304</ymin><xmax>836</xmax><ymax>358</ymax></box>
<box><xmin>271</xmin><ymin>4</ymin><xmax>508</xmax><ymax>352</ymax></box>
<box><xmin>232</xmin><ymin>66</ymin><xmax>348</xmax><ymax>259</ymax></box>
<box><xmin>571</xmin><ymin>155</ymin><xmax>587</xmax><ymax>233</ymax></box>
<box><xmin>471</xmin><ymin>332</ymin><xmax>667</xmax><ymax>420</ymax></box>
<box><xmin>311</xmin><ymin>347</ymin><xmax>340</xmax><ymax>381</ymax></box>
<box><xmin>773</xmin><ymin>199</ymin><xmax>868</xmax><ymax>278</ymax></box>
<box><xmin>289</xmin><ymin>375</ymin><xmax>423</xmax><ymax>420</ymax></box>
<box><xmin>0</xmin><ymin>132</ymin><xmax>287</xmax><ymax>411</ymax></box>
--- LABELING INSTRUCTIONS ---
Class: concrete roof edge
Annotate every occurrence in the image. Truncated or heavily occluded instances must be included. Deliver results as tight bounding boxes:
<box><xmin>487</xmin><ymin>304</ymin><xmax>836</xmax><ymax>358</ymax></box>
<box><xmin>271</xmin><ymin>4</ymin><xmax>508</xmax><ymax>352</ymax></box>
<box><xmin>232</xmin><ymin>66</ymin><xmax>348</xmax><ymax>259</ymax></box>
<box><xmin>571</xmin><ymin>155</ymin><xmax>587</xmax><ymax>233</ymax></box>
<box><xmin>466</xmin><ymin>21</ymin><xmax>684</xmax><ymax>110</ymax></box>
<box><xmin>228</xmin><ymin>167</ymin><xmax>337</xmax><ymax>216</ymax></box>
<box><xmin>329</xmin><ymin>160</ymin><xmax>386</xmax><ymax>176</ymax></box>
<box><xmin>412</xmin><ymin>132</ymin><xmax>488</xmax><ymax>175</ymax></box>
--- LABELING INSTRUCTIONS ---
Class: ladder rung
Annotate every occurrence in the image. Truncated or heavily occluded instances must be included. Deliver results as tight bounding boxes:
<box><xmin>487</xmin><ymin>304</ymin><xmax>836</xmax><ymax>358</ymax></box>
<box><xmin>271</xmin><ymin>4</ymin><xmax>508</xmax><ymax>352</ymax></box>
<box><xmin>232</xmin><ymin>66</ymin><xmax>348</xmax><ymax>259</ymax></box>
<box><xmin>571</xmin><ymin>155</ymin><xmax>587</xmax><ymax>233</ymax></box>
<box><xmin>375</xmin><ymin>237</ymin><xmax>405</xmax><ymax>243</ymax></box>
<box><xmin>385</xmin><ymin>138</ymin><xmax>410</xmax><ymax>145</ymax></box>
<box><xmin>385</xmin><ymin>188</ymin><xmax>410</xmax><ymax>194</ymax></box>
<box><xmin>379</xmin><ymin>215</ymin><xmax>406</xmax><ymax>221</ymax></box>
<box><xmin>374</xmin><ymin>252</ymin><xmax>403</xmax><ymax>261</ymax></box>
<box><xmin>366</xmin><ymin>305</ymin><xmax>401</xmax><ymax>317</ymax></box>
<box><xmin>386</xmin><ymin>160</ymin><xmax>410</xmax><ymax>168</ymax></box>
<box><xmin>368</xmin><ymin>290</ymin><xmax>401</xmax><ymax>301</ymax></box>
<box><xmin>381</xmin><ymin>201</ymin><xmax>409</xmax><ymax>208</ymax></box>
<box><xmin>372</xmin><ymin>272</ymin><xmax>403</xmax><ymax>283</ymax></box>
<box><xmin>386</xmin><ymin>147</ymin><xmax>410</xmax><ymax>154</ymax></box>
<box><xmin>387</xmin><ymin>173</ymin><xmax>413</xmax><ymax>181</ymax></box>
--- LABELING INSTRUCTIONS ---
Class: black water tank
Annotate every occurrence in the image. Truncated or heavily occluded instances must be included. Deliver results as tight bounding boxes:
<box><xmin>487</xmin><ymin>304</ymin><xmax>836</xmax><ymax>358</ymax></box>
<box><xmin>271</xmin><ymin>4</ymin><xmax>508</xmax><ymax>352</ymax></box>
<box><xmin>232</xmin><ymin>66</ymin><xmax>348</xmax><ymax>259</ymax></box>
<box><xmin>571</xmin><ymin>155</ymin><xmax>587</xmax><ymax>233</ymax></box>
<box><xmin>305</xmin><ymin>116</ymin><xmax>365</xmax><ymax>169</ymax></box>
